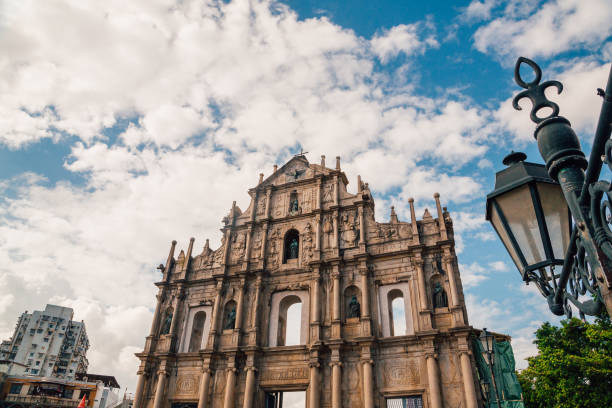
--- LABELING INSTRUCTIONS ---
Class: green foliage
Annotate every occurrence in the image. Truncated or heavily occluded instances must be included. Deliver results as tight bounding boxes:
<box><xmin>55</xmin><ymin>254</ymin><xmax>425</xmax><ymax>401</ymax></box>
<box><xmin>517</xmin><ymin>314</ymin><xmax>612</xmax><ymax>408</ymax></box>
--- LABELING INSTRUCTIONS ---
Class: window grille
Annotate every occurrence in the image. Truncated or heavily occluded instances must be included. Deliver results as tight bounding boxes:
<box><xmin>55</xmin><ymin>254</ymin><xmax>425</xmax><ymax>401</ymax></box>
<box><xmin>386</xmin><ymin>396</ymin><xmax>423</xmax><ymax>408</ymax></box>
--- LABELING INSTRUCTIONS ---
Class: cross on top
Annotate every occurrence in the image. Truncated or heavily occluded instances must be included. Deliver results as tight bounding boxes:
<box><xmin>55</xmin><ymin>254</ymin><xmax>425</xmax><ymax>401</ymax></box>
<box><xmin>293</xmin><ymin>148</ymin><xmax>308</xmax><ymax>158</ymax></box>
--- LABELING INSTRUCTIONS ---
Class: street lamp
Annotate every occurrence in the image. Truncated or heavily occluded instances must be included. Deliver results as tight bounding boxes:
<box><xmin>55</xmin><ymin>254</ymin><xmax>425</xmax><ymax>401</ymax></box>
<box><xmin>486</xmin><ymin>57</ymin><xmax>612</xmax><ymax>318</ymax></box>
<box><xmin>479</xmin><ymin>328</ymin><xmax>501</xmax><ymax>408</ymax></box>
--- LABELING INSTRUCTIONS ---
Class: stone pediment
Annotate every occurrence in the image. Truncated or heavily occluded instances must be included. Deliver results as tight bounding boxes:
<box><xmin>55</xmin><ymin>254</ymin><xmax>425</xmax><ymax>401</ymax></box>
<box><xmin>259</xmin><ymin>156</ymin><xmax>313</xmax><ymax>188</ymax></box>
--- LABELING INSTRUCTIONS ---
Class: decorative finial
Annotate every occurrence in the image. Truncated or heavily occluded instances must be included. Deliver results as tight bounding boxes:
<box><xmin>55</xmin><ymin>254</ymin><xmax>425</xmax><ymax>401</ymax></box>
<box><xmin>512</xmin><ymin>57</ymin><xmax>563</xmax><ymax>124</ymax></box>
<box><xmin>502</xmin><ymin>151</ymin><xmax>527</xmax><ymax>166</ymax></box>
<box><xmin>336</xmin><ymin>156</ymin><xmax>341</xmax><ymax>170</ymax></box>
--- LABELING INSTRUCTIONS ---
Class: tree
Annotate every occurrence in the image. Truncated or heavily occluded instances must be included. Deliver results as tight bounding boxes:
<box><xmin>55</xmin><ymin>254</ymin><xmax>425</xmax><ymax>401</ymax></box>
<box><xmin>517</xmin><ymin>314</ymin><xmax>612</xmax><ymax>408</ymax></box>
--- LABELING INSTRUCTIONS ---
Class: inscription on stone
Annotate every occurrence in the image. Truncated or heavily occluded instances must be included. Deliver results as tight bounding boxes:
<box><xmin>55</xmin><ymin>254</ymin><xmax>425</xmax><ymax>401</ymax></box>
<box><xmin>260</xmin><ymin>367</ymin><xmax>308</xmax><ymax>383</ymax></box>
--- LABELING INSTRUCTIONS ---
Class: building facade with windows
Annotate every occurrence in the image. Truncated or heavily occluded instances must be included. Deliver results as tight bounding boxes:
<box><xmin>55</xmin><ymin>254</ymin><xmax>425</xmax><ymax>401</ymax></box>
<box><xmin>133</xmin><ymin>155</ymin><xmax>483</xmax><ymax>408</ymax></box>
<box><xmin>0</xmin><ymin>305</ymin><xmax>89</xmax><ymax>380</ymax></box>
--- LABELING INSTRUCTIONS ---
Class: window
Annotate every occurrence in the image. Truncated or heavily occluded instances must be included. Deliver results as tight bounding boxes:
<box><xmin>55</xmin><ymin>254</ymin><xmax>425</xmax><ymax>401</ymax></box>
<box><xmin>27</xmin><ymin>359</ymin><xmax>33</xmax><ymax>365</ymax></box>
<box><xmin>283</xmin><ymin>229</ymin><xmax>300</xmax><ymax>263</ymax></box>
<box><xmin>388</xmin><ymin>289</ymin><xmax>406</xmax><ymax>336</ymax></box>
<box><xmin>43</xmin><ymin>338</ymin><xmax>49</xmax><ymax>342</ymax></box>
<box><xmin>30</xmin><ymin>369</ymin><xmax>38</xmax><ymax>374</ymax></box>
<box><xmin>9</xmin><ymin>384</ymin><xmax>22</xmax><ymax>395</ymax></box>
<box><xmin>386</xmin><ymin>396</ymin><xmax>423</xmax><ymax>408</ymax></box>
<box><xmin>188</xmin><ymin>311</ymin><xmax>206</xmax><ymax>352</ymax></box>
<box><xmin>37</xmin><ymin>329</ymin><xmax>43</xmax><ymax>333</ymax></box>
<box><xmin>36</xmin><ymin>361</ymin><xmax>40</xmax><ymax>366</ymax></box>
<box><xmin>268</xmin><ymin>291</ymin><xmax>309</xmax><ymax>347</ymax></box>
<box><xmin>29</xmin><ymin>352</ymin><xmax>34</xmax><ymax>357</ymax></box>
<box><xmin>277</xmin><ymin>296</ymin><xmax>302</xmax><ymax>346</ymax></box>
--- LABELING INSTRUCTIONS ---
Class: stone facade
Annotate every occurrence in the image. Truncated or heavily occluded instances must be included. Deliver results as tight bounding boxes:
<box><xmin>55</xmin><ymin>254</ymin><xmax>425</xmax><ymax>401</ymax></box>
<box><xmin>133</xmin><ymin>155</ymin><xmax>482</xmax><ymax>408</ymax></box>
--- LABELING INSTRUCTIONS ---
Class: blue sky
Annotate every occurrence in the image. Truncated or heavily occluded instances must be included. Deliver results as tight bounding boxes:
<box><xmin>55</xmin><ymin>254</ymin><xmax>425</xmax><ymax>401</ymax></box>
<box><xmin>1</xmin><ymin>0</ymin><xmax>611</xmax><ymax>392</ymax></box>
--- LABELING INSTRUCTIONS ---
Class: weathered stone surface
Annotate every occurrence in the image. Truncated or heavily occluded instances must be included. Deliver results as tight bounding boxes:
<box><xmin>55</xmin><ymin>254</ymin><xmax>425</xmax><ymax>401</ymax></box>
<box><xmin>134</xmin><ymin>155</ymin><xmax>483</xmax><ymax>408</ymax></box>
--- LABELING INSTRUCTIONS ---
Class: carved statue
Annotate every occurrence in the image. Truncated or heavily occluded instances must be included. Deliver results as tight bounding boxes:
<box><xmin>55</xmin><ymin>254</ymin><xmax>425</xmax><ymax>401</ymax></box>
<box><xmin>322</xmin><ymin>183</ymin><xmax>334</xmax><ymax>203</ymax></box>
<box><xmin>160</xmin><ymin>310</ymin><xmax>173</xmax><ymax>335</ymax></box>
<box><xmin>289</xmin><ymin>197</ymin><xmax>299</xmax><ymax>214</ymax></box>
<box><xmin>302</xmin><ymin>224</ymin><xmax>313</xmax><ymax>262</ymax></box>
<box><xmin>289</xmin><ymin>237</ymin><xmax>299</xmax><ymax>259</ymax></box>
<box><xmin>433</xmin><ymin>283</ymin><xmax>448</xmax><ymax>308</ymax></box>
<box><xmin>224</xmin><ymin>307</ymin><xmax>236</xmax><ymax>330</ymax></box>
<box><xmin>348</xmin><ymin>295</ymin><xmax>361</xmax><ymax>318</ymax></box>
<box><xmin>323</xmin><ymin>216</ymin><xmax>333</xmax><ymax>248</ymax></box>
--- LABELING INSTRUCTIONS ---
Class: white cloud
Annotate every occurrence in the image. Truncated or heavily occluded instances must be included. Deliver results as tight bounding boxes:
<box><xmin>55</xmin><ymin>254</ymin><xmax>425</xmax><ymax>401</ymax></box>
<box><xmin>0</xmin><ymin>0</ymin><xmax>498</xmax><ymax>393</ymax></box>
<box><xmin>474</xmin><ymin>0</ymin><xmax>612</xmax><ymax>60</ymax></box>
<box><xmin>459</xmin><ymin>262</ymin><xmax>490</xmax><ymax>288</ymax></box>
<box><xmin>489</xmin><ymin>260</ymin><xmax>508</xmax><ymax>272</ymax></box>
<box><xmin>460</xmin><ymin>0</ymin><xmax>499</xmax><ymax>22</ymax></box>
<box><xmin>370</xmin><ymin>23</ymin><xmax>438</xmax><ymax>63</ymax></box>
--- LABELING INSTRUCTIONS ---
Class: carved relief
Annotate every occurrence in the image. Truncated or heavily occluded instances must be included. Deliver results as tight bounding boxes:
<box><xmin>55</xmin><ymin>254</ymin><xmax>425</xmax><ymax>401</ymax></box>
<box><xmin>199</xmin><ymin>243</ymin><xmax>214</xmax><ymax>268</ymax></box>
<box><xmin>384</xmin><ymin>359</ymin><xmax>420</xmax><ymax>387</ymax></box>
<box><xmin>267</xmin><ymin>227</ymin><xmax>281</xmax><ymax>269</ymax></box>
<box><xmin>301</xmin><ymin>189</ymin><xmax>313</xmax><ymax>213</ymax></box>
<box><xmin>340</xmin><ymin>210</ymin><xmax>359</xmax><ymax>248</ymax></box>
<box><xmin>322</xmin><ymin>183</ymin><xmax>334</xmax><ymax>203</ymax></box>
<box><xmin>323</xmin><ymin>215</ymin><xmax>334</xmax><ymax>249</ymax></box>
<box><xmin>175</xmin><ymin>374</ymin><xmax>197</xmax><ymax>396</ymax></box>
<box><xmin>251</xmin><ymin>230</ymin><xmax>262</xmax><ymax>260</ymax></box>
<box><xmin>260</xmin><ymin>367</ymin><xmax>309</xmax><ymax>384</ymax></box>
<box><xmin>256</xmin><ymin>197</ymin><xmax>266</xmax><ymax>217</ymax></box>
<box><xmin>231</xmin><ymin>232</ymin><xmax>246</xmax><ymax>262</ymax></box>
<box><xmin>302</xmin><ymin>223</ymin><xmax>314</xmax><ymax>263</ymax></box>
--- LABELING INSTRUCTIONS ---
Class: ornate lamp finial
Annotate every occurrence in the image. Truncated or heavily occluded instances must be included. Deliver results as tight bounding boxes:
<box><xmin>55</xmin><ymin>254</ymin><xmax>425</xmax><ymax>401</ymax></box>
<box><xmin>512</xmin><ymin>57</ymin><xmax>563</xmax><ymax>124</ymax></box>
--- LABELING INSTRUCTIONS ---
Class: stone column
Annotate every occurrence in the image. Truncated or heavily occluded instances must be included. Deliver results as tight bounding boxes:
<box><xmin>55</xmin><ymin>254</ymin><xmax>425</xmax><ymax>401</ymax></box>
<box><xmin>311</xmin><ymin>270</ymin><xmax>321</xmax><ymax>341</ymax></box>
<box><xmin>413</xmin><ymin>259</ymin><xmax>428</xmax><ymax>311</ymax></box>
<box><xmin>197</xmin><ymin>369</ymin><xmax>211</xmax><ymax>408</ymax></box>
<box><xmin>315</xmin><ymin>214</ymin><xmax>321</xmax><ymax>251</ymax></box>
<box><xmin>460</xmin><ymin>352</ymin><xmax>478</xmax><ymax>408</ymax></box>
<box><xmin>362</xmin><ymin>360</ymin><xmax>374</xmax><ymax>408</ymax></box>
<box><xmin>332</xmin><ymin>212</ymin><xmax>339</xmax><ymax>250</ymax></box>
<box><xmin>132</xmin><ymin>366</ymin><xmax>146</xmax><ymax>408</ymax></box>
<box><xmin>408</xmin><ymin>198</ymin><xmax>420</xmax><ymax>245</ymax></box>
<box><xmin>358</xmin><ymin>206</ymin><xmax>366</xmax><ymax>246</ymax></box>
<box><xmin>223</xmin><ymin>368</ymin><xmax>237</xmax><ymax>408</ymax></box>
<box><xmin>207</xmin><ymin>280</ymin><xmax>224</xmax><ymax>348</ymax></box>
<box><xmin>265</xmin><ymin>188</ymin><xmax>272</xmax><ymax>218</ymax></box>
<box><xmin>360</xmin><ymin>269</ymin><xmax>370</xmax><ymax>318</ymax></box>
<box><xmin>426</xmin><ymin>354</ymin><xmax>442</xmax><ymax>408</ymax></box>
<box><xmin>309</xmin><ymin>362</ymin><xmax>320</xmax><ymax>408</ymax></box>
<box><xmin>149</xmin><ymin>291</ymin><xmax>164</xmax><ymax>337</ymax></box>
<box><xmin>445</xmin><ymin>256</ymin><xmax>460</xmax><ymax>308</ymax></box>
<box><xmin>152</xmin><ymin>368</ymin><xmax>168</xmax><ymax>408</ymax></box>
<box><xmin>243</xmin><ymin>367</ymin><xmax>257</xmax><ymax>408</ymax></box>
<box><xmin>330</xmin><ymin>362</ymin><xmax>342</xmax><ymax>408</ymax></box>
<box><xmin>260</xmin><ymin>223</ymin><xmax>268</xmax><ymax>260</ymax></box>
<box><xmin>332</xmin><ymin>271</ymin><xmax>340</xmax><ymax>321</ymax></box>
<box><xmin>249</xmin><ymin>276</ymin><xmax>262</xmax><ymax>345</ymax></box>
<box><xmin>235</xmin><ymin>279</ymin><xmax>246</xmax><ymax>330</ymax></box>
<box><xmin>434</xmin><ymin>193</ymin><xmax>447</xmax><ymax>240</ymax></box>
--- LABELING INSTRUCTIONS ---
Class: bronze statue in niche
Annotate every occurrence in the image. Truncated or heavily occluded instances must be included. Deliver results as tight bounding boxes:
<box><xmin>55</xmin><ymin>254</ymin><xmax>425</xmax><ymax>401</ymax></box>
<box><xmin>160</xmin><ymin>308</ymin><xmax>173</xmax><ymax>335</ymax></box>
<box><xmin>433</xmin><ymin>283</ymin><xmax>448</xmax><ymax>308</ymax></box>
<box><xmin>347</xmin><ymin>295</ymin><xmax>361</xmax><ymax>318</ymax></box>
<box><xmin>224</xmin><ymin>302</ymin><xmax>237</xmax><ymax>330</ymax></box>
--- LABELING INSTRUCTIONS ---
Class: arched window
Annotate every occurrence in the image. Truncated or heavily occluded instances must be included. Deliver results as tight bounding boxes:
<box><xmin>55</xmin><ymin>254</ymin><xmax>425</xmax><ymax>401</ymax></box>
<box><xmin>188</xmin><ymin>311</ymin><xmax>206</xmax><ymax>352</ymax></box>
<box><xmin>388</xmin><ymin>289</ymin><xmax>406</xmax><ymax>336</ymax></box>
<box><xmin>344</xmin><ymin>285</ymin><xmax>362</xmax><ymax>320</ymax></box>
<box><xmin>283</xmin><ymin>229</ymin><xmax>300</xmax><ymax>263</ymax></box>
<box><xmin>222</xmin><ymin>300</ymin><xmax>237</xmax><ymax>330</ymax></box>
<box><xmin>277</xmin><ymin>295</ymin><xmax>302</xmax><ymax>346</ymax></box>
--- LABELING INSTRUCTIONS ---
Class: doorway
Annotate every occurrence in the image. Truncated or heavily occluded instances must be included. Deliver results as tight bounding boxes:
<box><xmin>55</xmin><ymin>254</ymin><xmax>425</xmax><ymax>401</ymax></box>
<box><xmin>265</xmin><ymin>391</ymin><xmax>306</xmax><ymax>408</ymax></box>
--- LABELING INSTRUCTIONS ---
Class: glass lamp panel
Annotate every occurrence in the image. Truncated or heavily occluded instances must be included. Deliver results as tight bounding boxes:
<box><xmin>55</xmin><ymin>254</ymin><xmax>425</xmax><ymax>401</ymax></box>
<box><xmin>495</xmin><ymin>185</ymin><xmax>545</xmax><ymax>266</ymax></box>
<box><xmin>490</xmin><ymin>204</ymin><xmax>523</xmax><ymax>271</ymax></box>
<box><xmin>536</xmin><ymin>182</ymin><xmax>570</xmax><ymax>260</ymax></box>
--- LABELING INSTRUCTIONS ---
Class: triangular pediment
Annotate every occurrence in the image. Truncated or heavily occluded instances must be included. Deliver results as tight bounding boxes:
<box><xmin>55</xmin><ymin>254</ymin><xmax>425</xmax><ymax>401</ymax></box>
<box><xmin>259</xmin><ymin>156</ymin><xmax>319</xmax><ymax>188</ymax></box>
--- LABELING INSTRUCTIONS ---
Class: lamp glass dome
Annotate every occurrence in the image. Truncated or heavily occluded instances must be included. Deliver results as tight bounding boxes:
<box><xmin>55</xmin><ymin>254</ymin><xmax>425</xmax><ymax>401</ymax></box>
<box><xmin>486</xmin><ymin>152</ymin><xmax>570</xmax><ymax>278</ymax></box>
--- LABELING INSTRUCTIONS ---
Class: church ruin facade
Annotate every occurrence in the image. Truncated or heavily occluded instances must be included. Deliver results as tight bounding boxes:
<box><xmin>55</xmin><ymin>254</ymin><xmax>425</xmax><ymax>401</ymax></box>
<box><xmin>133</xmin><ymin>155</ymin><xmax>482</xmax><ymax>408</ymax></box>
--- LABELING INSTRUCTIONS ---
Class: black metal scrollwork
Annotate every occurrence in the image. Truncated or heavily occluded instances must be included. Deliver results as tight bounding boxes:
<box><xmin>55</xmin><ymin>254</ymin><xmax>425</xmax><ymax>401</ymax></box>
<box><xmin>513</xmin><ymin>57</ymin><xmax>563</xmax><ymax>124</ymax></box>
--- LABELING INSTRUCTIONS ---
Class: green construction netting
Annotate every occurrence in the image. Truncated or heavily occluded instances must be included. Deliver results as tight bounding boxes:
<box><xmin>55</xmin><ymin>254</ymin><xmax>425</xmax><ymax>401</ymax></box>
<box><xmin>472</xmin><ymin>337</ymin><xmax>525</xmax><ymax>408</ymax></box>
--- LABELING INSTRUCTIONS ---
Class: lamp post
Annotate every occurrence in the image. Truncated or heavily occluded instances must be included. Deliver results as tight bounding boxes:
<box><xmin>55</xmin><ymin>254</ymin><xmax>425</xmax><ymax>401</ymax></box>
<box><xmin>486</xmin><ymin>57</ymin><xmax>612</xmax><ymax>318</ymax></box>
<box><xmin>480</xmin><ymin>328</ymin><xmax>501</xmax><ymax>408</ymax></box>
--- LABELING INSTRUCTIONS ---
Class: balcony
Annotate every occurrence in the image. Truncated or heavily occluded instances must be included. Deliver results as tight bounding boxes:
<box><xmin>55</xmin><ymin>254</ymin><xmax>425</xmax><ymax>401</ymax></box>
<box><xmin>2</xmin><ymin>395</ymin><xmax>81</xmax><ymax>408</ymax></box>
